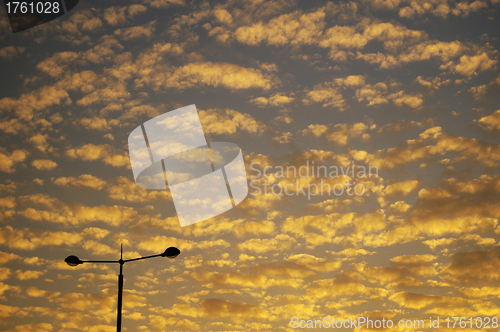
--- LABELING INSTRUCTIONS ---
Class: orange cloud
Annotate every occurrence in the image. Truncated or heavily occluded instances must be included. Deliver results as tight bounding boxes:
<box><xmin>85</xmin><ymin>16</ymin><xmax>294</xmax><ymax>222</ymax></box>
<box><xmin>0</xmin><ymin>150</ymin><xmax>28</xmax><ymax>173</ymax></box>
<box><xmin>32</xmin><ymin>159</ymin><xmax>58</xmax><ymax>171</ymax></box>
<box><xmin>66</xmin><ymin>144</ymin><xmax>129</xmax><ymax>167</ymax></box>
<box><xmin>163</xmin><ymin>62</ymin><xmax>275</xmax><ymax>91</ymax></box>
<box><xmin>54</xmin><ymin>174</ymin><xmax>107</xmax><ymax>190</ymax></box>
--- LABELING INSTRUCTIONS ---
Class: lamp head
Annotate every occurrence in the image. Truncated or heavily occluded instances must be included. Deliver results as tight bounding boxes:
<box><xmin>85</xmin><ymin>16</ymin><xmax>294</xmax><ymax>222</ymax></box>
<box><xmin>65</xmin><ymin>255</ymin><xmax>83</xmax><ymax>267</ymax></box>
<box><xmin>161</xmin><ymin>247</ymin><xmax>180</xmax><ymax>259</ymax></box>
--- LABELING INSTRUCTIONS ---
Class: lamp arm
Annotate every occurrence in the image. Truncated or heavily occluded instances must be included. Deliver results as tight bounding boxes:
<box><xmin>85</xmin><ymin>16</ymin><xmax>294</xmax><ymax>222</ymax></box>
<box><xmin>81</xmin><ymin>260</ymin><xmax>120</xmax><ymax>264</ymax></box>
<box><xmin>122</xmin><ymin>253</ymin><xmax>162</xmax><ymax>263</ymax></box>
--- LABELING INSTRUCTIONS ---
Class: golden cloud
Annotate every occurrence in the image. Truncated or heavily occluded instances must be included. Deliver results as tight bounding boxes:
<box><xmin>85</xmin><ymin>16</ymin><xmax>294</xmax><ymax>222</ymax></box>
<box><xmin>0</xmin><ymin>149</ymin><xmax>28</xmax><ymax>173</ymax></box>
<box><xmin>440</xmin><ymin>247</ymin><xmax>500</xmax><ymax>285</ymax></box>
<box><xmin>0</xmin><ymin>46</ymin><xmax>25</xmax><ymax>60</ymax></box>
<box><xmin>199</xmin><ymin>108</ymin><xmax>268</xmax><ymax>136</ymax></box>
<box><xmin>32</xmin><ymin>159</ymin><xmax>58</xmax><ymax>171</ymax></box>
<box><xmin>66</xmin><ymin>144</ymin><xmax>129</xmax><ymax>168</ymax></box>
<box><xmin>163</xmin><ymin>62</ymin><xmax>275</xmax><ymax>91</ymax></box>
<box><xmin>54</xmin><ymin>174</ymin><xmax>107</xmax><ymax>190</ymax></box>
<box><xmin>0</xmin><ymin>86</ymin><xmax>70</xmax><ymax>121</ymax></box>
<box><xmin>478</xmin><ymin>109</ymin><xmax>500</xmax><ymax>131</ymax></box>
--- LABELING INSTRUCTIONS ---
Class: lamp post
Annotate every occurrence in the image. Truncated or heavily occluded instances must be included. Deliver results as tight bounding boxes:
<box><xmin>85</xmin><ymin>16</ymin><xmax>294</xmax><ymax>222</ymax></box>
<box><xmin>65</xmin><ymin>245</ymin><xmax>180</xmax><ymax>332</ymax></box>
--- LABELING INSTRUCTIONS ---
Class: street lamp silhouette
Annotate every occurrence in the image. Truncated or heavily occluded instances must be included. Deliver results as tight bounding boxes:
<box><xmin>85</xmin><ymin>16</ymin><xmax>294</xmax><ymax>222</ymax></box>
<box><xmin>65</xmin><ymin>245</ymin><xmax>180</xmax><ymax>332</ymax></box>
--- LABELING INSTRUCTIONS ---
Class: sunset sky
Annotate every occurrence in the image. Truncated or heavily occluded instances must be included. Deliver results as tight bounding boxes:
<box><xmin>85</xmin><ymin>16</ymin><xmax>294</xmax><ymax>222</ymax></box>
<box><xmin>1</xmin><ymin>0</ymin><xmax>500</xmax><ymax>331</ymax></box>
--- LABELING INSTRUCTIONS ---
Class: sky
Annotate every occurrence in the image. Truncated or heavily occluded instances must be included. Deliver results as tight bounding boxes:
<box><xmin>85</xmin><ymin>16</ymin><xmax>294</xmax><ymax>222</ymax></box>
<box><xmin>0</xmin><ymin>0</ymin><xmax>500</xmax><ymax>331</ymax></box>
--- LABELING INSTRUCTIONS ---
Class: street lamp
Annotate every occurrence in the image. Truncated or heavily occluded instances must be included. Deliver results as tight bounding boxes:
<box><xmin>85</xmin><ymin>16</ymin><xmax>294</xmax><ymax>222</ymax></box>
<box><xmin>65</xmin><ymin>245</ymin><xmax>180</xmax><ymax>332</ymax></box>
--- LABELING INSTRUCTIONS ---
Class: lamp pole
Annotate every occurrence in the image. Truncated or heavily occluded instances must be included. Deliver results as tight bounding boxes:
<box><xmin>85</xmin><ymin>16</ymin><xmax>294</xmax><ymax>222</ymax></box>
<box><xmin>65</xmin><ymin>245</ymin><xmax>180</xmax><ymax>332</ymax></box>
<box><xmin>117</xmin><ymin>245</ymin><xmax>124</xmax><ymax>332</ymax></box>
